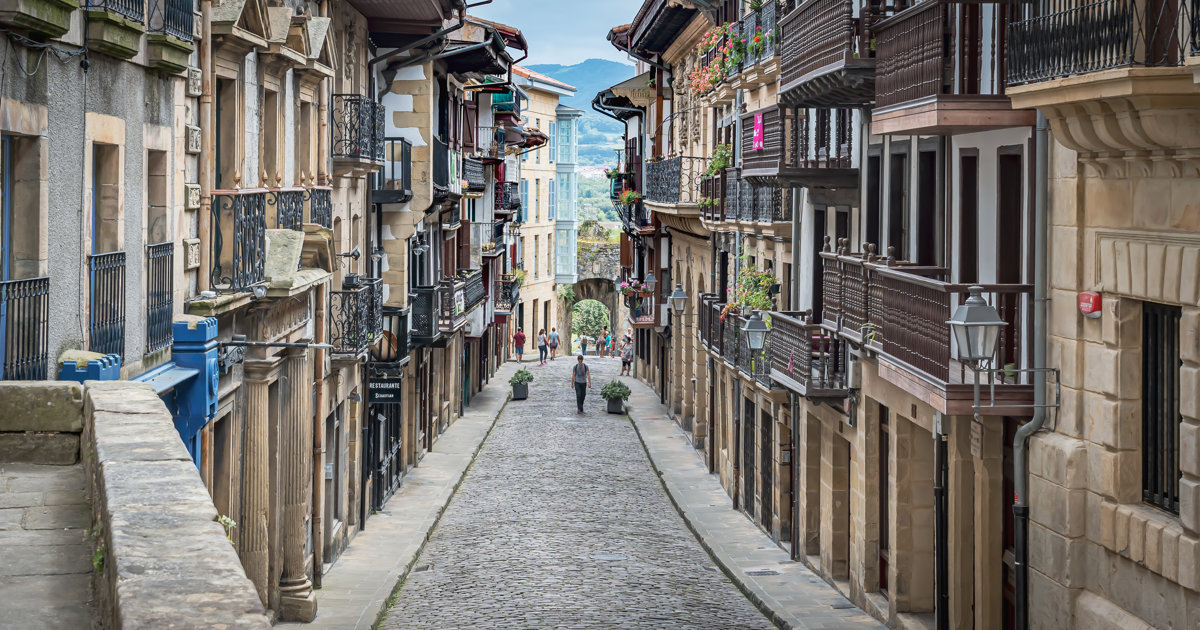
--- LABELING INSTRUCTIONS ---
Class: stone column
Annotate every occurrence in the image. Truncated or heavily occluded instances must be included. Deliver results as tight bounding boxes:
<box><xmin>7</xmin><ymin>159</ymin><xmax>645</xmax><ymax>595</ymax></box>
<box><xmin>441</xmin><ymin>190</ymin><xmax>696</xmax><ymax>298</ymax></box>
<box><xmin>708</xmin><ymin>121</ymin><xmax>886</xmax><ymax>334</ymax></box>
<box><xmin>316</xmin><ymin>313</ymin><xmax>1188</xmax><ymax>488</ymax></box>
<box><xmin>241</xmin><ymin>359</ymin><xmax>274</xmax><ymax>607</ymax></box>
<box><xmin>949</xmin><ymin>417</ymin><xmax>976</xmax><ymax>629</ymax></box>
<box><xmin>820</xmin><ymin>423</ymin><xmax>850</xmax><ymax>579</ymax></box>
<box><xmin>279</xmin><ymin>347</ymin><xmax>316</xmax><ymax>621</ymax></box>
<box><xmin>973</xmin><ymin>418</ymin><xmax>1003</xmax><ymax>628</ymax></box>
<box><xmin>797</xmin><ymin>411</ymin><xmax>822</xmax><ymax>557</ymax></box>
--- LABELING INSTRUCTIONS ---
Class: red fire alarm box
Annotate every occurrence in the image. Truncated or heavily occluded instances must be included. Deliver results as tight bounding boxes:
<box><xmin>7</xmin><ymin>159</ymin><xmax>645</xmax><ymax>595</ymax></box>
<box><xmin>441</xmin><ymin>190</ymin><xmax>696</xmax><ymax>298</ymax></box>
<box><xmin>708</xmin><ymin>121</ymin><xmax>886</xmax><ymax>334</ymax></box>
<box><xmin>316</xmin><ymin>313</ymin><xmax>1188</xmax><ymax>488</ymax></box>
<box><xmin>1079</xmin><ymin>291</ymin><xmax>1102</xmax><ymax>318</ymax></box>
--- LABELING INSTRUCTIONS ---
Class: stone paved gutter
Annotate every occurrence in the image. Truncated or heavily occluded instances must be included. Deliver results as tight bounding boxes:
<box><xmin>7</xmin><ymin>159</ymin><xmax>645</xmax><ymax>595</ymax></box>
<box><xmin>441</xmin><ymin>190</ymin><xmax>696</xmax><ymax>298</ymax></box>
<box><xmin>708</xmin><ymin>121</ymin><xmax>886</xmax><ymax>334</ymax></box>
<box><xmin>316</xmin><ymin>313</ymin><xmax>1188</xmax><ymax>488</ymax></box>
<box><xmin>623</xmin><ymin>381</ymin><xmax>885</xmax><ymax>630</ymax></box>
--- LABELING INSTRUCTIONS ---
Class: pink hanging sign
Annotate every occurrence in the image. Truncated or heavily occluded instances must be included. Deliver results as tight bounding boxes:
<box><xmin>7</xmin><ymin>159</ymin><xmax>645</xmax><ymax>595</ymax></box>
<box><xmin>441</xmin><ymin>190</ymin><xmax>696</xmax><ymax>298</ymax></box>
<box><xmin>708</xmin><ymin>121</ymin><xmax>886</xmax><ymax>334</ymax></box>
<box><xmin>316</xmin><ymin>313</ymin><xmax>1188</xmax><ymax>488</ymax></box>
<box><xmin>752</xmin><ymin>112</ymin><xmax>765</xmax><ymax>151</ymax></box>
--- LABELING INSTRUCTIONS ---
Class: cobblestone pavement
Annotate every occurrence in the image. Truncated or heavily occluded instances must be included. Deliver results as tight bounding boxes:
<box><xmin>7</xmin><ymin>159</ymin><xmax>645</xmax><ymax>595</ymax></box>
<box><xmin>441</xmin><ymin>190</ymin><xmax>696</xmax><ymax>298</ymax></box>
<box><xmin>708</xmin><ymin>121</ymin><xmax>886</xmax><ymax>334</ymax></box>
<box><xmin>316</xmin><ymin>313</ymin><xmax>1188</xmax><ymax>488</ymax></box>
<box><xmin>380</xmin><ymin>356</ymin><xmax>774</xmax><ymax>630</ymax></box>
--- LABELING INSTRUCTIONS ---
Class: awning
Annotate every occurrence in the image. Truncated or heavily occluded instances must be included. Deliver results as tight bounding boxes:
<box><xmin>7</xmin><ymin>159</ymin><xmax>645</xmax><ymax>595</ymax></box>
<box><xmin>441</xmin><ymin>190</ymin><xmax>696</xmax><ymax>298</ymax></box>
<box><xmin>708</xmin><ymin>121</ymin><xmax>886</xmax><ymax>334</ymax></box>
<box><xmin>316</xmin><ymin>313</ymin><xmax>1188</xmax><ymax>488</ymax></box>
<box><xmin>608</xmin><ymin>71</ymin><xmax>666</xmax><ymax>108</ymax></box>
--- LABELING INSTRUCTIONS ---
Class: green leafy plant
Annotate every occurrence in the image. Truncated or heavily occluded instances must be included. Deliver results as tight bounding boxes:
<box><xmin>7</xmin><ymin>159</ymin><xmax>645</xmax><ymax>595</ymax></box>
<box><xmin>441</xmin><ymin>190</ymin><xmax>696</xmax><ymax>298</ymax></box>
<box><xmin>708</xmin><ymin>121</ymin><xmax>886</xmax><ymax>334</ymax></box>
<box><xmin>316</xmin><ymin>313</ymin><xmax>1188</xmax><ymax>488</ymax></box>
<box><xmin>604</xmin><ymin>168</ymin><xmax>622</xmax><ymax>179</ymax></box>
<box><xmin>571</xmin><ymin>300</ymin><xmax>611</xmax><ymax>338</ymax></box>
<box><xmin>721</xmin><ymin>254</ymin><xmax>778</xmax><ymax>321</ymax></box>
<box><xmin>749</xmin><ymin>0</ymin><xmax>764</xmax><ymax>10</ymax></box>
<box><xmin>861</xmin><ymin>322</ymin><xmax>880</xmax><ymax>345</ymax></box>
<box><xmin>89</xmin><ymin>523</ymin><xmax>105</xmax><ymax>575</ymax></box>
<box><xmin>600</xmin><ymin>380</ymin><xmax>632</xmax><ymax>401</ymax></box>
<box><xmin>511</xmin><ymin>268</ymin><xmax>526</xmax><ymax>287</ymax></box>
<box><xmin>557</xmin><ymin>284</ymin><xmax>576</xmax><ymax>305</ymax></box>
<box><xmin>510</xmin><ymin>369</ymin><xmax>534</xmax><ymax>386</ymax></box>
<box><xmin>706</xmin><ymin>144</ymin><xmax>733</xmax><ymax>177</ymax></box>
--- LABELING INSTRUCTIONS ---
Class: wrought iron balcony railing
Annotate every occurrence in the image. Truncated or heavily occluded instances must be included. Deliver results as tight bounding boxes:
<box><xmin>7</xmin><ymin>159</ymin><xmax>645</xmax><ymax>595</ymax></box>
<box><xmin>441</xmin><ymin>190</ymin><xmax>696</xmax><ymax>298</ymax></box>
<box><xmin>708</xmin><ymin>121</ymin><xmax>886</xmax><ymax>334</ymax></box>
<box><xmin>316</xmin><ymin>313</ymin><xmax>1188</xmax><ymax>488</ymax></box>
<box><xmin>437</xmin><ymin>277</ymin><xmax>466</xmax><ymax>332</ymax></box>
<box><xmin>0</xmin><ymin>276</ymin><xmax>49</xmax><ymax>380</ymax></box>
<box><xmin>768</xmin><ymin>311</ymin><xmax>846</xmax><ymax>397</ymax></box>
<box><xmin>88</xmin><ymin>251</ymin><xmax>126</xmax><ymax>358</ymax></box>
<box><xmin>375</xmin><ymin>137</ymin><xmax>413</xmax><ymax>204</ymax></box>
<box><xmin>146</xmin><ymin>242</ymin><xmax>173</xmax><ymax>354</ymax></box>
<box><xmin>473</xmin><ymin>125</ymin><xmax>507</xmax><ymax>161</ymax></box>
<box><xmin>332</xmin><ymin>94</ymin><xmax>385</xmax><ymax>162</ymax></box>
<box><xmin>410</xmin><ymin>286</ymin><xmax>441</xmax><ymax>346</ymax></box>
<box><xmin>495</xmin><ymin>276</ymin><xmax>519</xmax><ymax>313</ymax></box>
<box><xmin>464</xmin><ymin>157</ymin><xmax>486</xmax><ymax>193</ymax></box>
<box><xmin>87</xmin><ymin>0</ymin><xmax>144</xmax><ymax>24</ymax></box>
<box><xmin>482</xmin><ymin>220</ymin><xmax>506</xmax><ymax>257</ymax></box>
<box><xmin>210</xmin><ymin>189</ymin><xmax>267</xmax><ymax>293</ymax></box>
<box><xmin>619</xmin><ymin>199</ymin><xmax>651</xmax><ymax>230</ymax></box>
<box><xmin>644</xmin><ymin>156</ymin><xmax>706</xmax><ymax>205</ymax></box>
<box><xmin>496</xmin><ymin>181</ymin><xmax>520</xmax><ymax>214</ymax></box>
<box><xmin>306</xmin><ymin>186</ymin><xmax>332</xmax><ymax>229</ymax></box>
<box><xmin>269</xmin><ymin>188</ymin><xmax>306</xmax><ymax>230</ymax></box>
<box><xmin>149</xmin><ymin>0</ymin><xmax>194</xmax><ymax>41</ymax></box>
<box><xmin>459</xmin><ymin>268</ymin><xmax>485</xmax><ymax>313</ymax></box>
<box><xmin>1008</xmin><ymin>0</ymin><xmax>1197</xmax><ymax>86</ymax></box>
<box><xmin>742</xmin><ymin>0</ymin><xmax>781</xmax><ymax>68</ymax></box>
<box><xmin>329</xmin><ymin>276</ymin><xmax>385</xmax><ymax>356</ymax></box>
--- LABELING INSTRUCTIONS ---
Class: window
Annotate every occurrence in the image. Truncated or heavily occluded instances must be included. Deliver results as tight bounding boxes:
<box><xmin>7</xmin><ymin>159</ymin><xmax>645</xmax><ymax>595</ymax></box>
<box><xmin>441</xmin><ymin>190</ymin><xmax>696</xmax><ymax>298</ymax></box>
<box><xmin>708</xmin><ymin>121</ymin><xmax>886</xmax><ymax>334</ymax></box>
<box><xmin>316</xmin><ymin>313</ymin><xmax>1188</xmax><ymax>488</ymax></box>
<box><xmin>535</xmin><ymin>179</ymin><xmax>541</xmax><ymax>222</ymax></box>
<box><xmin>534</xmin><ymin>236</ymin><xmax>539</xmax><ymax>279</ymax></box>
<box><xmin>1143</xmin><ymin>302</ymin><xmax>1182</xmax><ymax>514</ymax></box>
<box><xmin>520</xmin><ymin>180</ymin><xmax>528</xmax><ymax>222</ymax></box>
<box><xmin>261</xmin><ymin>89</ymin><xmax>279</xmax><ymax>185</ymax></box>
<box><xmin>535</xmin><ymin>118</ymin><xmax>541</xmax><ymax>163</ymax></box>
<box><xmin>549</xmin><ymin>179</ymin><xmax>556</xmax><ymax>221</ymax></box>
<box><xmin>549</xmin><ymin>121</ymin><xmax>556</xmax><ymax>164</ymax></box>
<box><xmin>546</xmin><ymin>233</ymin><xmax>553</xmax><ymax>277</ymax></box>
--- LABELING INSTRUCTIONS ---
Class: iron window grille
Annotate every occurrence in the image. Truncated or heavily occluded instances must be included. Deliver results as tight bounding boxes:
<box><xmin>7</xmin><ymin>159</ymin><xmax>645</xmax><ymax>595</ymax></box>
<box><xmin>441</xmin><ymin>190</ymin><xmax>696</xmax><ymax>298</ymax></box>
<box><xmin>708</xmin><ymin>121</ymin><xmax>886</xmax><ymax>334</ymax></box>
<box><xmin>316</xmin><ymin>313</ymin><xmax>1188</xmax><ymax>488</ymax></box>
<box><xmin>1143</xmin><ymin>301</ymin><xmax>1182</xmax><ymax>514</ymax></box>
<box><xmin>148</xmin><ymin>0</ymin><xmax>194</xmax><ymax>41</ymax></box>
<box><xmin>0</xmin><ymin>276</ymin><xmax>49</xmax><ymax>380</ymax></box>
<box><xmin>87</xmin><ymin>0</ymin><xmax>145</xmax><ymax>24</ymax></box>
<box><xmin>88</xmin><ymin>251</ymin><xmax>126</xmax><ymax>358</ymax></box>
<box><xmin>145</xmin><ymin>242</ymin><xmax>173</xmax><ymax>354</ymax></box>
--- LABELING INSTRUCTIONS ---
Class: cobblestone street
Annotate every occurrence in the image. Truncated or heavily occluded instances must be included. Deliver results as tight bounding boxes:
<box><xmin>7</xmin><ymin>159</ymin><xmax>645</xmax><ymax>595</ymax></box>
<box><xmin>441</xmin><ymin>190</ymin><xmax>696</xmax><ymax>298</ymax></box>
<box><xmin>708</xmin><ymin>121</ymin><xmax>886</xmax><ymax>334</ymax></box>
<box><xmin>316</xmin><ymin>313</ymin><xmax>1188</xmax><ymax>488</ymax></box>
<box><xmin>379</xmin><ymin>356</ymin><xmax>774</xmax><ymax>629</ymax></box>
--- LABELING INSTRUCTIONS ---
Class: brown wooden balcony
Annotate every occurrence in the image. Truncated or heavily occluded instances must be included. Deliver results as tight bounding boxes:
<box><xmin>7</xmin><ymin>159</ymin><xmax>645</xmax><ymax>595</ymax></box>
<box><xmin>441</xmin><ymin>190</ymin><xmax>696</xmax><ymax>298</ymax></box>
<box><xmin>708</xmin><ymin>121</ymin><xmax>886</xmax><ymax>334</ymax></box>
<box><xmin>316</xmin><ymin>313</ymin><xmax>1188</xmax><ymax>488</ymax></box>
<box><xmin>699</xmin><ymin>172</ymin><xmax>725</xmax><ymax>222</ymax></box>
<box><xmin>818</xmin><ymin>237</ymin><xmax>1033</xmax><ymax>414</ymax></box>
<box><xmin>740</xmin><ymin>105</ymin><xmax>857</xmax><ymax>204</ymax></box>
<box><xmin>872</xmin><ymin>1</ymin><xmax>1035</xmax><ymax>135</ymax></box>
<box><xmin>768</xmin><ymin>311</ymin><xmax>847</xmax><ymax>399</ymax></box>
<box><xmin>779</xmin><ymin>0</ymin><xmax>875</xmax><ymax>108</ymax></box>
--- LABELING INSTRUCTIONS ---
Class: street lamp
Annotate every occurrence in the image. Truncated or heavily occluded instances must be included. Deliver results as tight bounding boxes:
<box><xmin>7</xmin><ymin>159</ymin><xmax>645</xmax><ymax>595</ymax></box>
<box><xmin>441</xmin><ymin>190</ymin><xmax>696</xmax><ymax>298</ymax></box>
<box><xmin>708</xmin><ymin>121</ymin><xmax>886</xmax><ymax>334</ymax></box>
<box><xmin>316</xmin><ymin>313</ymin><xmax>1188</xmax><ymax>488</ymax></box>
<box><xmin>946</xmin><ymin>286</ymin><xmax>1007</xmax><ymax>366</ymax></box>
<box><xmin>644</xmin><ymin>271</ymin><xmax>657</xmax><ymax>293</ymax></box>
<box><xmin>669</xmin><ymin>283</ymin><xmax>687</xmax><ymax>315</ymax></box>
<box><xmin>741</xmin><ymin>310</ymin><xmax>769</xmax><ymax>351</ymax></box>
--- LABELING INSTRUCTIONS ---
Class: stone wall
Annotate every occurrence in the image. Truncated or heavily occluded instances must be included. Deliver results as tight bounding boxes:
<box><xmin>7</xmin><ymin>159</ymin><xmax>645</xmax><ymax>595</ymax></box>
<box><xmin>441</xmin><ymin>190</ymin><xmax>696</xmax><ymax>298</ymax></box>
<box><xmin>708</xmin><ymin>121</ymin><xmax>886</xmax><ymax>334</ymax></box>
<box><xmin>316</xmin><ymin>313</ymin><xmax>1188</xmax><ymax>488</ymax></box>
<box><xmin>0</xmin><ymin>382</ymin><xmax>84</xmax><ymax>464</ymax></box>
<box><xmin>81</xmin><ymin>381</ymin><xmax>269</xmax><ymax>629</ymax></box>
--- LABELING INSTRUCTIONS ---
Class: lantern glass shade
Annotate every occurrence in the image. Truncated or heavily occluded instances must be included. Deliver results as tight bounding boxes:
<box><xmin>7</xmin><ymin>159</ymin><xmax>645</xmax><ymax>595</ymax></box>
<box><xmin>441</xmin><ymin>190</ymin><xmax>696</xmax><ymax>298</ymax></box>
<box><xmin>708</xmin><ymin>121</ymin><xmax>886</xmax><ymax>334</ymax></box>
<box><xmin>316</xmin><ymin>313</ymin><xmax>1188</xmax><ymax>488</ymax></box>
<box><xmin>946</xmin><ymin>286</ymin><xmax>1007</xmax><ymax>365</ymax></box>
<box><xmin>669</xmin><ymin>284</ymin><xmax>687</xmax><ymax>314</ymax></box>
<box><xmin>742</xmin><ymin>310</ymin><xmax>769</xmax><ymax>351</ymax></box>
<box><xmin>644</xmin><ymin>272</ymin><xmax>657</xmax><ymax>292</ymax></box>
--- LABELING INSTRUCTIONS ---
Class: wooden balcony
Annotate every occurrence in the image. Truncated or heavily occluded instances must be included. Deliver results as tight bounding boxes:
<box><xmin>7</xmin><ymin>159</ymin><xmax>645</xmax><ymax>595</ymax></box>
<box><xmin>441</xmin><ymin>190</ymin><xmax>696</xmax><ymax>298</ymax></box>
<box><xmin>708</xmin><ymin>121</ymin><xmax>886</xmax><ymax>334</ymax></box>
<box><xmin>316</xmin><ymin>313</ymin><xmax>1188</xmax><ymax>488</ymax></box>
<box><xmin>871</xmin><ymin>1</ymin><xmax>1035</xmax><ymax>135</ymax></box>
<box><xmin>818</xmin><ymin>237</ymin><xmax>1034</xmax><ymax>415</ymax></box>
<box><xmin>779</xmin><ymin>0</ymin><xmax>875</xmax><ymax>108</ymax></box>
<box><xmin>768</xmin><ymin>311</ymin><xmax>847</xmax><ymax>399</ymax></box>
<box><xmin>740</xmin><ymin>104</ymin><xmax>856</xmax><ymax>206</ymax></box>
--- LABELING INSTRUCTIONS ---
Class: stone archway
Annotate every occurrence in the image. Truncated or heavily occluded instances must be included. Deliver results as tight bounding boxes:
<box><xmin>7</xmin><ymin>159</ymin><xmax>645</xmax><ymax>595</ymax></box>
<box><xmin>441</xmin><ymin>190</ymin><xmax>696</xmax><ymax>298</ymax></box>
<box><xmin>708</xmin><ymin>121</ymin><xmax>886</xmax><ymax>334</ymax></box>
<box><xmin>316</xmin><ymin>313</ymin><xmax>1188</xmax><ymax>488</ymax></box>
<box><xmin>558</xmin><ymin>239</ymin><xmax>626</xmax><ymax>348</ymax></box>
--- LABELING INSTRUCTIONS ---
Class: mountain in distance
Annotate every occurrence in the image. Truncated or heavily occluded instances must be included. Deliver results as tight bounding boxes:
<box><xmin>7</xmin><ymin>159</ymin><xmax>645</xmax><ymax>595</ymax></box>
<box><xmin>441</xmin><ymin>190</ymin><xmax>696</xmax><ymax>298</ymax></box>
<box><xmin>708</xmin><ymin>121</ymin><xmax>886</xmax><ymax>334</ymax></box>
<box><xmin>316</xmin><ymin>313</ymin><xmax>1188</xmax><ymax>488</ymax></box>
<box><xmin>528</xmin><ymin>58</ymin><xmax>637</xmax><ymax>167</ymax></box>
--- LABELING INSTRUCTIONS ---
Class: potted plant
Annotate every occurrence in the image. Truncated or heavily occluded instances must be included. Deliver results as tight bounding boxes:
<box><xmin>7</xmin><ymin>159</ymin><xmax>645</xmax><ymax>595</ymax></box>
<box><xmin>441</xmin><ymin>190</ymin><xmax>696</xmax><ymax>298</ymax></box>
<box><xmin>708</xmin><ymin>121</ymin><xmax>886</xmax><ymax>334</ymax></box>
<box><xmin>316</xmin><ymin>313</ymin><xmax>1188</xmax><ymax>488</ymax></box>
<box><xmin>510</xmin><ymin>368</ymin><xmax>533</xmax><ymax>400</ymax></box>
<box><xmin>706</xmin><ymin>143</ymin><xmax>732</xmax><ymax>177</ymax></box>
<box><xmin>604</xmin><ymin>167</ymin><xmax>622</xmax><ymax>180</ymax></box>
<box><xmin>601</xmin><ymin>380</ymin><xmax>631</xmax><ymax>414</ymax></box>
<box><xmin>619</xmin><ymin>189</ymin><xmax>643</xmax><ymax>206</ymax></box>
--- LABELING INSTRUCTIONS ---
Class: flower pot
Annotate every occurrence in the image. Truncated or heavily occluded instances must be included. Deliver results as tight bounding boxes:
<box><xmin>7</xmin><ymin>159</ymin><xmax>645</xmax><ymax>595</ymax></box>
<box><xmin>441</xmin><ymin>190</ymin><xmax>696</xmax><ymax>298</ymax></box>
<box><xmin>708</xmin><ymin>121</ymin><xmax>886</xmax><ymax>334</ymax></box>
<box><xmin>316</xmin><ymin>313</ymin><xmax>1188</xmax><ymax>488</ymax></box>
<box><xmin>607</xmin><ymin>398</ymin><xmax>625</xmax><ymax>414</ymax></box>
<box><xmin>512</xmin><ymin>383</ymin><xmax>528</xmax><ymax>400</ymax></box>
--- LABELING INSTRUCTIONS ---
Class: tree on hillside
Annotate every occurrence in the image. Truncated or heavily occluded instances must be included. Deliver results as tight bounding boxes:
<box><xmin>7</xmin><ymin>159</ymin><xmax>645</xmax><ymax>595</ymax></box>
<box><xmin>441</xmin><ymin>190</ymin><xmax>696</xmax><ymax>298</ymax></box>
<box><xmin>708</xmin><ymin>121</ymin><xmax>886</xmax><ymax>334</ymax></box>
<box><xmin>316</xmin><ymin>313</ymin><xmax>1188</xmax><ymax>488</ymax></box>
<box><xmin>571</xmin><ymin>300</ymin><xmax>610</xmax><ymax>339</ymax></box>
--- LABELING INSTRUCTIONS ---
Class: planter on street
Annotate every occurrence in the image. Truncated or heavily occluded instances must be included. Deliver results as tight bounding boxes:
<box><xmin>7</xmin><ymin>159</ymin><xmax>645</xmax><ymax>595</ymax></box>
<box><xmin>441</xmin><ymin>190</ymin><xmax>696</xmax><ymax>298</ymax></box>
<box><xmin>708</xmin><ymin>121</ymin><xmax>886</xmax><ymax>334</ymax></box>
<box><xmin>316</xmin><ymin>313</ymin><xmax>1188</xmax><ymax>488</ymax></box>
<box><xmin>607</xmin><ymin>398</ymin><xmax>624</xmax><ymax>414</ymax></box>
<box><xmin>512</xmin><ymin>383</ymin><xmax>528</xmax><ymax>400</ymax></box>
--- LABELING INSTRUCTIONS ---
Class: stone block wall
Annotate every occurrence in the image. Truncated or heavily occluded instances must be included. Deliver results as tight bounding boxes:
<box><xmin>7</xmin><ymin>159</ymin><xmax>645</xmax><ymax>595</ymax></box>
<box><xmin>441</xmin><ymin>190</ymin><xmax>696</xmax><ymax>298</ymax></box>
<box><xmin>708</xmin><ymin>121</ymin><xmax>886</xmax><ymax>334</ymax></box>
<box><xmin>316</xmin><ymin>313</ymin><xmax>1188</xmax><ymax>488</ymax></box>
<box><xmin>0</xmin><ymin>381</ymin><xmax>84</xmax><ymax>464</ymax></box>
<box><xmin>81</xmin><ymin>380</ymin><xmax>269</xmax><ymax>629</ymax></box>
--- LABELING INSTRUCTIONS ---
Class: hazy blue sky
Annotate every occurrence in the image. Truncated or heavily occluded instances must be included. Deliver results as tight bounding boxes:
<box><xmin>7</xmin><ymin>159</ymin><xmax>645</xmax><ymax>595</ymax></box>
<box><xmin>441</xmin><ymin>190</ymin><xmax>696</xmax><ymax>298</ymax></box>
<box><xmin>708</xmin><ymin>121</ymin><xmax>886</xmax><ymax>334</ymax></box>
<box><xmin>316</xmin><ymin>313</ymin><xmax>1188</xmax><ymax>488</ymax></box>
<box><xmin>470</xmin><ymin>0</ymin><xmax>642</xmax><ymax>67</ymax></box>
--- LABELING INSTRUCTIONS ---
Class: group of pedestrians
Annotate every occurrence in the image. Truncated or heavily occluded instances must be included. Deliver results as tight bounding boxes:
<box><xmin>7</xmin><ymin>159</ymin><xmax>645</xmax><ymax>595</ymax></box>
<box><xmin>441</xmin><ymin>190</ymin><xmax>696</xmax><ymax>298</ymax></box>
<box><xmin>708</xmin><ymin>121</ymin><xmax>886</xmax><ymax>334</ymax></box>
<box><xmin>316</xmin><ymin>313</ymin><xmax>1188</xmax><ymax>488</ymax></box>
<box><xmin>508</xmin><ymin>325</ymin><xmax>635</xmax><ymax>413</ymax></box>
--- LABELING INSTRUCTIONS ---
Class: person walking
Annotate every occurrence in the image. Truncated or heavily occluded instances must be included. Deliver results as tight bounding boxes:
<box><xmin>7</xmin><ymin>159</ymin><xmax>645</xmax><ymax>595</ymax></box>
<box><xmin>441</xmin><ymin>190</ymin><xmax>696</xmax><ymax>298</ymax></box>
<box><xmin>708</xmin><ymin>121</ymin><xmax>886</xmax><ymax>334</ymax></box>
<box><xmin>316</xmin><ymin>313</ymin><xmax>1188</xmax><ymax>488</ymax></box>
<box><xmin>600</xmin><ymin>327</ymin><xmax>609</xmax><ymax>357</ymax></box>
<box><xmin>621</xmin><ymin>341</ymin><xmax>634</xmax><ymax>376</ymax></box>
<box><xmin>537</xmin><ymin>329</ymin><xmax>549</xmax><ymax>365</ymax></box>
<box><xmin>605</xmin><ymin>330</ymin><xmax>613</xmax><ymax>358</ymax></box>
<box><xmin>549</xmin><ymin>328</ymin><xmax>560</xmax><ymax>360</ymax></box>
<box><xmin>570</xmin><ymin>354</ymin><xmax>592</xmax><ymax>413</ymax></box>
<box><xmin>580</xmin><ymin>334</ymin><xmax>589</xmax><ymax>356</ymax></box>
<box><xmin>513</xmin><ymin>328</ymin><xmax>526</xmax><ymax>362</ymax></box>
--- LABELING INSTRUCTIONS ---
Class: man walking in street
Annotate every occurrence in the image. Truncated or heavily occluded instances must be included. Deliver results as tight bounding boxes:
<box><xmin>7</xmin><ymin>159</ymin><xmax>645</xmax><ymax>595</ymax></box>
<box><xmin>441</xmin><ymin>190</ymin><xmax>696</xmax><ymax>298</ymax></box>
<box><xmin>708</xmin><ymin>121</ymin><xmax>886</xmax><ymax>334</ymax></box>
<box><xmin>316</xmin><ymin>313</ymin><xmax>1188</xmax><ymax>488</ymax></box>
<box><xmin>549</xmin><ymin>328</ymin><xmax>560</xmax><ymax>360</ymax></box>
<box><xmin>571</xmin><ymin>354</ymin><xmax>591</xmax><ymax>413</ymax></box>
<box><xmin>513</xmin><ymin>328</ymin><xmax>526</xmax><ymax>362</ymax></box>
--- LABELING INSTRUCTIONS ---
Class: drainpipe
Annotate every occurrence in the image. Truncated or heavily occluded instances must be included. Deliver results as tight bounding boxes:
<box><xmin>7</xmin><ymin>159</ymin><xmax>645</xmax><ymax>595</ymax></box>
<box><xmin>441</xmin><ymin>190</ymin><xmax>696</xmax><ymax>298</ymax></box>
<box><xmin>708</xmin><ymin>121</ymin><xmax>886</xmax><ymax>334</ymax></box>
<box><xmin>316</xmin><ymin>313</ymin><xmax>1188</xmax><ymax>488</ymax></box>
<box><xmin>1013</xmin><ymin>111</ymin><xmax>1049</xmax><ymax>630</ymax></box>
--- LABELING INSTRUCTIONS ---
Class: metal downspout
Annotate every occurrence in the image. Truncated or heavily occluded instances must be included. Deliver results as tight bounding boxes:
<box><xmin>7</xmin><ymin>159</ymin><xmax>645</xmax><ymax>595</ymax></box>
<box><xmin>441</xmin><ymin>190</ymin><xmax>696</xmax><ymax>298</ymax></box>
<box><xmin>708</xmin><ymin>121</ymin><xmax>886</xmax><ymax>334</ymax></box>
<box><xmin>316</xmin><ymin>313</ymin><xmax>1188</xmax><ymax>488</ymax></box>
<box><xmin>1013</xmin><ymin>111</ymin><xmax>1049</xmax><ymax>630</ymax></box>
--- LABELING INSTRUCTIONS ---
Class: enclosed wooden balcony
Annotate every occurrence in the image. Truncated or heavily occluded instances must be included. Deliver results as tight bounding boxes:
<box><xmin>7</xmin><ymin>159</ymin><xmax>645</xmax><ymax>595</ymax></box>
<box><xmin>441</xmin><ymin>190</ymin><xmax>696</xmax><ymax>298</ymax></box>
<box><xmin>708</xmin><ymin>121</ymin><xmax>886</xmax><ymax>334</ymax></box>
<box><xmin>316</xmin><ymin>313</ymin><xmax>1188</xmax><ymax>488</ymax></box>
<box><xmin>818</xmin><ymin>237</ymin><xmax>1033</xmax><ymax>415</ymax></box>
<box><xmin>740</xmin><ymin>104</ymin><xmax>856</xmax><ymax>205</ymax></box>
<box><xmin>768</xmin><ymin>311</ymin><xmax>847</xmax><ymax>399</ymax></box>
<box><xmin>872</xmin><ymin>1</ymin><xmax>1035</xmax><ymax>135</ymax></box>
<box><xmin>779</xmin><ymin>0</ymin><xmax>875</xmax><ymax>108</ymax></box>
